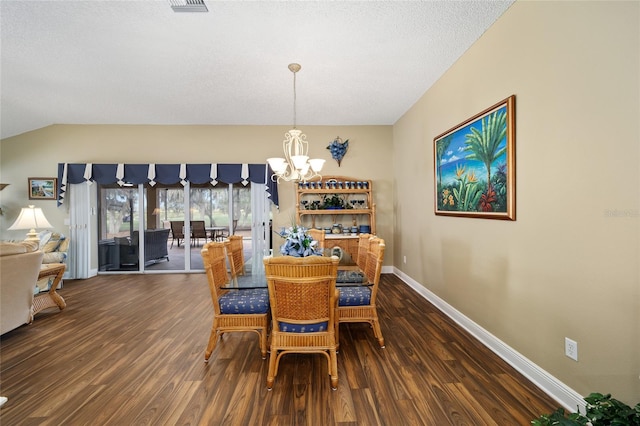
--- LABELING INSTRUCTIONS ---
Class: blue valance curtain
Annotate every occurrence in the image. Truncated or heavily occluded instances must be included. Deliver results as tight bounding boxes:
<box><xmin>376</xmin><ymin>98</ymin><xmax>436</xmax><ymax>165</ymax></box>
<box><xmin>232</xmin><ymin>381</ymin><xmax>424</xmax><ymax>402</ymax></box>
<box><xmin>57</xmin><ymin>163</ymin><xmax>279</xmax><ymax>207</ymax></box>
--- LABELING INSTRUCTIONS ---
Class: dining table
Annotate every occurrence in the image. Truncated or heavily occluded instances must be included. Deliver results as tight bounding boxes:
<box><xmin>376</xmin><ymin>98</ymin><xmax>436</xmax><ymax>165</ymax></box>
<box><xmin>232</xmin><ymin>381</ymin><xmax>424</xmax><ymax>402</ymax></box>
<box><xmin>222</xmin><ymin>249</ymin><xmax>369</xmax><ymax>290</ymax></box>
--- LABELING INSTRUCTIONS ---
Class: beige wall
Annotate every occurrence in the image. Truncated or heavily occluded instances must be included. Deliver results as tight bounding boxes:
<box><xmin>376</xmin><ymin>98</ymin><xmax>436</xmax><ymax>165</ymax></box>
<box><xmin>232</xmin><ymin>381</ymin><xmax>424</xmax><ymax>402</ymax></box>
<box><xmin>0</xmin><ymin>124</ymin><xmax>394</xmax><ymax>263</ymax></box>
<box><xmin>393</xmin><ymin>0</ymin><xmax>639</xmax><ymax>404</ymax></box>
<box><xmin>2</xmin><ymin>0</ymin><xmax>638</xmax><ymax>406</ymax></box>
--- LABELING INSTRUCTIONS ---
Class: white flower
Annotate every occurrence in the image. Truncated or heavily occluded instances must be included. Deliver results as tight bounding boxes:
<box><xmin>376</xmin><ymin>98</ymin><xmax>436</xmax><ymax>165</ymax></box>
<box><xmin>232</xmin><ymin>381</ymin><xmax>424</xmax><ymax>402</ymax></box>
<box><xmin>278</xmin><ymin>225</ymin><xmax>321</xmax><ymax>257</ymax></box>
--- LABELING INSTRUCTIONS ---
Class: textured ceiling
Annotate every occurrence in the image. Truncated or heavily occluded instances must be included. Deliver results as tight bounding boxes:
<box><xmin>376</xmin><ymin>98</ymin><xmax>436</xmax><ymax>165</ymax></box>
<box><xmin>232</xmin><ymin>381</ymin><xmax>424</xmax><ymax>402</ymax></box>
<box><xmin>0</xmin><ymin>0</ymin><xmax>514</xmax><ymax>139</ymax></box>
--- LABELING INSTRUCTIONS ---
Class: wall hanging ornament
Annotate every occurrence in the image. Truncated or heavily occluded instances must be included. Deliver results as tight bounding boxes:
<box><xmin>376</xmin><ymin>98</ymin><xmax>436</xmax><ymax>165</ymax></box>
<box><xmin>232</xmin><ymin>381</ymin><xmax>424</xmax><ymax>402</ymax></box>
<box><xmin>327</xmin><ymin>136</ymin><xmax>349</xmax><ymax>166</ymax></box>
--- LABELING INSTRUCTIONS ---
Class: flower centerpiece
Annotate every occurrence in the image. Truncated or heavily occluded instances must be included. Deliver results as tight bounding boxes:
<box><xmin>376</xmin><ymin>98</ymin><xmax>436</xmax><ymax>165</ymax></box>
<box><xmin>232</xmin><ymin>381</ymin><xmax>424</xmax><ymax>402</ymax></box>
<box><xmin>278</xmin><ymin>225</ymin><xmax>322</xmax><ymax>257</ymax></box>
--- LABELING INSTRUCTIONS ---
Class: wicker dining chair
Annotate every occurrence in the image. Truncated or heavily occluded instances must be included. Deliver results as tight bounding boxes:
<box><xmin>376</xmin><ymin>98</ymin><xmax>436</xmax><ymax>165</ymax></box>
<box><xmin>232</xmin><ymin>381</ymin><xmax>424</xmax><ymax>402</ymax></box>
<box><xmin>201</xmin><ymin>241</ymin><xmax>270</xmax><ymax>362</ymax></box>
<box><xmin>225</xmin><ymin>235</ymin><xmax>246</xmax><ymax>278</ymax></box>
<box><xmin>263</xmin><ymin>255</ymin><xmax>340</xmax><ymax>390</ymax></box>
<box><xmin>335</xmin><ymin>233</ymin><xmax>371</xmax><ymax>284</ymax></box>
<box><xmin>337</xmin><ymin>237</ymin><xmax>386</xmax><ymax>348</ymax></box>
<box><xmin>355</xmin><ymin>233</ymin><xmax>372</xmax><ymax>271</ymax></box>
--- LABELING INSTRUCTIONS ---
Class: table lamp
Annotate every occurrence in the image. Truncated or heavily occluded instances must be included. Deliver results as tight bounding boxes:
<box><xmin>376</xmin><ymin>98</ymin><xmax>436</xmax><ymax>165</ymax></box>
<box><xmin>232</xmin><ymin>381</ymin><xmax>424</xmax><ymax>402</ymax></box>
<box><xmin>8</xmin><ymin>205</ymin><xmax>53</xmax><ymax>242</ymax></box>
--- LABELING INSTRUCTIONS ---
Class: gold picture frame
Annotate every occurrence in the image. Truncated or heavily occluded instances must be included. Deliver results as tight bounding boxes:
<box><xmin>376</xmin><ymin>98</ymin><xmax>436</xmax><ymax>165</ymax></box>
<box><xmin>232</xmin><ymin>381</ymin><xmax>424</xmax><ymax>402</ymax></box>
<box><xmin>434</xmin><ymin>95</ymin><xmax>516</xmax><ymax>220</ymax></box>
<box><xmin>28</xmin><ymin>177</ymin><xmax>57</xmax><ymax>200</ymax></box>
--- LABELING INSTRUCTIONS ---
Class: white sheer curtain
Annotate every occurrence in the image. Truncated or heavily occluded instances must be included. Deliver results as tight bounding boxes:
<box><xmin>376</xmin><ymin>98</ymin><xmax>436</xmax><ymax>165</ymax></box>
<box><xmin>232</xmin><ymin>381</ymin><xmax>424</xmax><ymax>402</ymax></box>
<box><xmin>250</xmin><ymin>183</ymin><xmax>271</xmax><ymax>276</ymax></box>
<box><xmin>67</xmin><ymin>183</ymin><xmax>95</xmax><ymax>279</ymax></box>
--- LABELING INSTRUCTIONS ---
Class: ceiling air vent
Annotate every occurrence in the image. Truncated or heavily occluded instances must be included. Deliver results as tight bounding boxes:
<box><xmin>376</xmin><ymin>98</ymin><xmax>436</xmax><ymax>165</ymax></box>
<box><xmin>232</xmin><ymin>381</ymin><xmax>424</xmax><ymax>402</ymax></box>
<box><xmin>170</xmin><ymin>0</ymin><xmax>208</xmax><ymax>13</ymax></box>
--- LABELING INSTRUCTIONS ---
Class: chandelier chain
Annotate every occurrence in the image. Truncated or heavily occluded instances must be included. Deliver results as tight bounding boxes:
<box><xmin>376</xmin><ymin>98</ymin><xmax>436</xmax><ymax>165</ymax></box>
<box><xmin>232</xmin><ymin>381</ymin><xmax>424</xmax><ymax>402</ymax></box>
<box><xmin>292</xmin><ymin>69</ymin><xmax>297</xmax><ymax>129</ymax></box>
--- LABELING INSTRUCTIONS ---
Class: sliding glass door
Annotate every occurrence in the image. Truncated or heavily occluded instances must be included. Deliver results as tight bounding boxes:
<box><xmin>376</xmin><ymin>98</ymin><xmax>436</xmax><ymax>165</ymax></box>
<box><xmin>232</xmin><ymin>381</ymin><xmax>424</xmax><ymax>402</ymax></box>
<box><xmin>145</xmin><ymin>184</ymin><xmax>183</xmax><ymax>272</ymax></box>
<box><xmin>97</xmin><ymin>181</ymin><xmax>269</xmax><ymax>274</ymax></box>
<box><xmin>97</xmin><ymin>185</ymin><xmax>141</xmax><ymax>272</ymax></box>
<box><xmin>189</xmin><ymin>184</ymin><xmax>228</xmax><ymax>270</ymax></box>
<box><xmin>188</xmin><ymin>182</ymin><xmax>253</xmax><ymax>270</ymax></box>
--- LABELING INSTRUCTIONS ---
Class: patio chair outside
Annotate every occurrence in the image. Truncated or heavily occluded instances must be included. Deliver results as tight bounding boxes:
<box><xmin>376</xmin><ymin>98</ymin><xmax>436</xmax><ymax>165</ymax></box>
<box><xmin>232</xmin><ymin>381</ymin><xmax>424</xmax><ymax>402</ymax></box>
<box><xmin>191</xmin><ymin>220</ymin><xmax>207</xmax><ymax>246</ymax></box>
<box><xmin>169</xmin><ymin>221</ymin><xmax>184</xmax><ymax>248</ymax></box>
<box><xmin>114</xmin><ymin>236</ymin><xmax>138</xmax><ymax>267</ymax></box>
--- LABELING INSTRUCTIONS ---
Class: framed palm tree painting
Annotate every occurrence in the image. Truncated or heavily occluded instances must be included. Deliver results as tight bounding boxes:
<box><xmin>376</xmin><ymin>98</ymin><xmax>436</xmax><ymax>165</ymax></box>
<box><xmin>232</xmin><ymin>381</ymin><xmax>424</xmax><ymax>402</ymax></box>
<box><xmin>434</xmin><ymin>95</ymin><xmax>516</xmax><ymax>220</ymax></box>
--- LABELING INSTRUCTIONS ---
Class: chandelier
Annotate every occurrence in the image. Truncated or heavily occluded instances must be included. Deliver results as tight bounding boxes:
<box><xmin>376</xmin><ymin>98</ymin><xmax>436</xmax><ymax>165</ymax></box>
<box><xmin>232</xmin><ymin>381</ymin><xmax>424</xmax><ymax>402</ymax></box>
<box><xmin>267</xmin><ymin>63</ymin><xmax>325</xmax><ymax>183</ymax></box>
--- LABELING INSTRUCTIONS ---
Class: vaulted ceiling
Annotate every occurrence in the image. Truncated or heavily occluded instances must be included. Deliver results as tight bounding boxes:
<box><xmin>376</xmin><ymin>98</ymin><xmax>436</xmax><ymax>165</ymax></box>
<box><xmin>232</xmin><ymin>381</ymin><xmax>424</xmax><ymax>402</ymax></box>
<box><xmin>0</xmin><ymin>0</ymin><xmax>514</xmax><ymax>139</ymax></box>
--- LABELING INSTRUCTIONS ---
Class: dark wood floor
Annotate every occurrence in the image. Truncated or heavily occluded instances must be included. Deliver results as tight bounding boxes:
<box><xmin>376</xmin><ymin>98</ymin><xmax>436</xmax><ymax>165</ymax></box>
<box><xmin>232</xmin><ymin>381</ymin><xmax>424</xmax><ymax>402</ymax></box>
<box><xmin>0</xmin><ymin>273</ymin><xmax>558</xmax><ymax>425</ymax></box>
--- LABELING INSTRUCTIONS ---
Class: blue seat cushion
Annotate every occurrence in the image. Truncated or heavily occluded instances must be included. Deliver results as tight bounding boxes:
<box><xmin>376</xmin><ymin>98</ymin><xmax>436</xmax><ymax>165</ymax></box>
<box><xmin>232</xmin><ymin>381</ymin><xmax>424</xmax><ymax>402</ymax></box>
<box><xmin>336</xmin><ymin>270</ymin><xmax>366</xmax><ymax>283</ymax></box>
<box><xmin>338</xmin><ymin>286</ymin><xmax>371</xmax><ymax>306</ymax></box>
<box><xmin>219</xmin><ymin>288</ymin><xmax>269</xmax><ymax>314</ymax></box>
<box><xmin>278</xmin><ymin>321</ymin><xmax>329</xmax><ymax>333</ymax></box>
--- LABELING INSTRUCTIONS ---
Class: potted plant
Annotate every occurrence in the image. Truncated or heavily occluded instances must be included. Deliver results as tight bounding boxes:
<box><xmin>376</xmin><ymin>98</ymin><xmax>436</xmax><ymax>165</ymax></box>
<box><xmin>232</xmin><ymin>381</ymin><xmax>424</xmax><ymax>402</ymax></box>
<box><xmin>321</xmin><ymin>194</ymin><xmax>345</xmax><ymax>210</ymax></box>
<box><xmin>532</xmin><ymin>393</ymin><xmax>640</xmax><ymax>425</ymax></box>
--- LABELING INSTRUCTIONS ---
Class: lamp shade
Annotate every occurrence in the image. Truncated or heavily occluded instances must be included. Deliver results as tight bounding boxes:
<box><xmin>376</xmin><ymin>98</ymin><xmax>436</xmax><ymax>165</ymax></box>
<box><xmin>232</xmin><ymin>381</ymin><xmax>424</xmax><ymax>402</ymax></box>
<box><xmin>308</xmin><ymin>158</ymin><xmax>326</xmax><ymax>172</ymax></box>
<box><xmin>267</xmin><ymin>158</ymin><xmax>287</xmax><ymax>174</ymax></box>
<box><xmin>8</xmin><ymin>205</ymin><xmax>53</xmax><ymax>241</ymax></box>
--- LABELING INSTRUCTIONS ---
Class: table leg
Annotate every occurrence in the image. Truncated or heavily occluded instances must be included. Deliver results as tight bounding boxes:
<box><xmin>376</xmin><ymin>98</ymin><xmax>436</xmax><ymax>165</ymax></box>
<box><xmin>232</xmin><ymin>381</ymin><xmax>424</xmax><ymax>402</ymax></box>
<box><xmin>46</xmin><ymin>267</ymin><xmax>67</xmax><ymax>310</ymax></box>
<box><xmin>34</xmin><ymin>265</ymin><xmax>67</xmax><ymax>314</ymax></box>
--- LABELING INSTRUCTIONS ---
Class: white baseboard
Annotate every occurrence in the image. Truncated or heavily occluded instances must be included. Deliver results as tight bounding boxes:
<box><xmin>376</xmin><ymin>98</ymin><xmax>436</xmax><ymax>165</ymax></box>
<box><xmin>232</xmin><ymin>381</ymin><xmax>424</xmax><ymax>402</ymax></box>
<box><xmin>392</xmin><ymin>267</ymin><xmax>585</xmax><ymax>413</ymax></box>
<box><xmin>65</xmin><ymin>268</ymin><xmax>99</xmax><ymax>280</ymax></box>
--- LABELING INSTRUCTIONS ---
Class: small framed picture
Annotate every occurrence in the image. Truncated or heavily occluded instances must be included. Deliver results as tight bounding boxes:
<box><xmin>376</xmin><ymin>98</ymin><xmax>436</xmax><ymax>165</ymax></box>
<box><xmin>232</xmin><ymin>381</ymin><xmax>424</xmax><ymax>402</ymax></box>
<box><xmin>28</xmin><ymin>177</ymin><xmax>57</xmax><ymax>200</ymax></box>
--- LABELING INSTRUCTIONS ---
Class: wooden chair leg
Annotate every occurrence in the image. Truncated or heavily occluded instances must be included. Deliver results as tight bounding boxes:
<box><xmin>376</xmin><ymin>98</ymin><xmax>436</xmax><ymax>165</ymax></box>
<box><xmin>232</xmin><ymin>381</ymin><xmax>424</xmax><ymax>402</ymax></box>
<box><xmin>204</xmin><ymin>319</ymin><xmax>219</xmax><ymax>362</ymax></box>
<box><xmin>329</xmin><ymin>349</ymin><xmax>338</xmax><ymax>390</ymax></box>
<box><xmin>334</xmin><ymin>290</ymin><xmax>340</xmax><ymax>351</ymax></box>
<box><xmin>266</xmin><ymin>349</ymin><xmax>278</xmax><ymax>390</ymax></box>
<box><xmin>260</xmin><ymin>328</ymin><xmax>268</xmax><ymax>360</ymax></box>
<box><xmin>372</xmin><ymin>318</ymin><xmax>385</xmax><ymax>348</ymax></box>
<box><xmin>204</xmin><ymin>331</ymin><xmax>218</xmax><ymax>362</ymax></box>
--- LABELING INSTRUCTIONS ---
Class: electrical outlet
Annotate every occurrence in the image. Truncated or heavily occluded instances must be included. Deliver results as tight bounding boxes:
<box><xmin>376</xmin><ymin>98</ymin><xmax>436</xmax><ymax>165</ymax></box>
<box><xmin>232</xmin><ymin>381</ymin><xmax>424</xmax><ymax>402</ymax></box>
<box><xmin>403</xmin><ymin>255</ymin><xmax>407</xmax><ymax>264</ymax></box>
<box><xmin>565</xmin><ymin>337</ymin><xmax>578</xmax><ymax>361</ymax></box>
